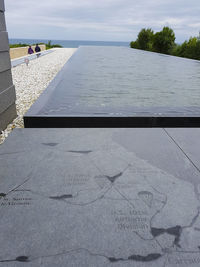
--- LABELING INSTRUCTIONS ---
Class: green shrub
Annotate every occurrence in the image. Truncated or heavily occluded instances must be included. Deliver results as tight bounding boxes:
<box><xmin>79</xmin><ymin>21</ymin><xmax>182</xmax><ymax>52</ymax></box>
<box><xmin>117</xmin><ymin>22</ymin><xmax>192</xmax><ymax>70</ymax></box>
<box><xmin>130</xmin><ymin>27</ymin><xmax>200</xmax><ymax>60</ymax></box>
<box><xmin>9</xmin><ymin>43</ymin><xmax>29</xmax><ymax>48</ymax></box>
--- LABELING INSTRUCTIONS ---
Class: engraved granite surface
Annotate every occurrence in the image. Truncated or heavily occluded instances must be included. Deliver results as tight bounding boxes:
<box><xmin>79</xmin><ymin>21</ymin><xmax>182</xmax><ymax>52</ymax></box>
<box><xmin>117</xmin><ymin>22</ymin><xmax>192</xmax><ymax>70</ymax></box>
<box><xmin>0</xmin><ymin>128</ymin><xmax>200</xmax><ymax>266</ymax></box>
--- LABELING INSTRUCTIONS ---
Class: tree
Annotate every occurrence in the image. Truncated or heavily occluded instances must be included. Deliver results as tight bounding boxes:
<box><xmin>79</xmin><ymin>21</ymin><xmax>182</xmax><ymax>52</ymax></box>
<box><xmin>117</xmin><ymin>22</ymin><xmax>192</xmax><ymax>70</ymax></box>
<box><xmin>152</xmin><ymin>27</ymin><xmax>175</xmax><ymax>54</ymax></box>
<box><xmin>172</xmin><ymin>37</ymin><xmax>200</xmax><ymax>60</ymax></box>
<box><xmin>137</xmin><ymin>28</ymin><xmax>154</xmax><ymax>50</ymax></box>
<box><xmin>185</xmin><ymin>37</ymin><xmax>200</xmax><ymax>59</ymax></box>
<box><xmin>130</xmin><ymin>27</ymin><xmax>200</xmax><ymax>61</ymax></box>
<box><xmin>171</xmin><ymin>41</ymin><xmax>187</xmax><ymax>57</ymax></box>
<box><xmin>130</xmin><ymin>40</ymin><xmax>139</xmax><ymax>49</ymax></box>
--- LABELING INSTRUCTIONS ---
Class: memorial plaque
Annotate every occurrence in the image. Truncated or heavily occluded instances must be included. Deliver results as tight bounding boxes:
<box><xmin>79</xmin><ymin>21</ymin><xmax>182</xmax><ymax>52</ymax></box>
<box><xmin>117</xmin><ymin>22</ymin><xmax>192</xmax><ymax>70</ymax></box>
<box><xmin>24</xmin><ymin>46</ymin><xmax>200</xmax><ymax>127</ymax></box>
<box><xmin>0</xmin><ymin>128</ymin><xmax>200</xmax><ymax>266</ymax></box>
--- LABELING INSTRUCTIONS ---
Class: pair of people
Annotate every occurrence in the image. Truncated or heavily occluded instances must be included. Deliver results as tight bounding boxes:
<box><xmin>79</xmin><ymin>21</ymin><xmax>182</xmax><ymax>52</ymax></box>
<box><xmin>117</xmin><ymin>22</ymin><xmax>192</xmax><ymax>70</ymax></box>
<box><xmin>28</xmin><ymin>44</ymin><xmax>41</xmax><ymax>57</ymax></box>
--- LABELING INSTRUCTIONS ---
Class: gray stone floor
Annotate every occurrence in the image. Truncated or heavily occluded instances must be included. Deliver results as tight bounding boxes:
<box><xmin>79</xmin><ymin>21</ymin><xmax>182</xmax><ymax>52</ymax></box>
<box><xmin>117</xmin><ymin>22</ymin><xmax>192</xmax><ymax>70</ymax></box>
<box><xmin>0</xmin><ymin>128</ymin><xmax>200</xmax><ymax>266</ymax></box>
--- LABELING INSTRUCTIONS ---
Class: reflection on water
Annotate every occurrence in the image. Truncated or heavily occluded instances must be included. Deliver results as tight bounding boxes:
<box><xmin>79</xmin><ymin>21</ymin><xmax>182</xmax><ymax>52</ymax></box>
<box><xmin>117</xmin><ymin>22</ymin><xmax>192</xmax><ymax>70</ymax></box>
<box><xmin>40</xmin><ymin>46</ymin><xmax>200</xmax><ymax>115</ymax></box>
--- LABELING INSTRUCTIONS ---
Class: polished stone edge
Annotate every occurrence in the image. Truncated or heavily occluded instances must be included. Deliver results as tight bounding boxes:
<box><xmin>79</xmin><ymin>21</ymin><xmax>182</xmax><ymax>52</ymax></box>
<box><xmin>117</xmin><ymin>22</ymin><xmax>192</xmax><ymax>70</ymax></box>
<box><xmin>0</xmin><ymin>51</ymin><xmax>11</xmax><ymax>72</ymax></box>
<box><xmin>0</xmin><ymin>85</ymin><xmax>16</xmax><ymax>114</ymax></box>
<box><xmin>0</xmin><ymin>12</ymin><xmax>6</xmax><ymax>31</ymax></box>
<box><xmin>0</xmin><ymin>103</ymin><xmax>17</xmax><ymax>131</ymax></box>
<box><xmin>0</xmin><ymin>0</ymin><xmax>5</xmax><ymax>12</ymax></box>
<box><xmin>0</xmin><ymin>69</ymin><xmax>13</xmax><ymax>93</ymax></box>
<box><xmin>0</xmin><ymin>31</ymin><xmax>9</xmax><ymax>52</ymax></box>
<box><xmin>23</xmin><ymin>116</ymin><xmax>200</xmax><ymax>128</ymax></box>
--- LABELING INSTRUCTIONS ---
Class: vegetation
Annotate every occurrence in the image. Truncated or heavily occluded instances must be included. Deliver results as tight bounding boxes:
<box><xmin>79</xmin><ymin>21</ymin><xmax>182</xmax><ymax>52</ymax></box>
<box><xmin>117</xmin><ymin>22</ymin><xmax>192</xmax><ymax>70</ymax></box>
<box><xmin>130</xmin><ymin>27</ymin><xmax>200</xmax><ymax>60</ymax></box>
<box><xmin>131</xmin><ymin>28</ymin><xmax>154</xmax><ymax>51</ymax></box>
<box><xmin>152</xmin><ymin>27</ymin><xmax>175</xmax><ymax>54</ymax></box>
<box><xmin>45</xmin><ymin>40</ymin><xmax>62</xmax><ymax>49</ymax></box>
<box><xmin>9</xmin><ymin>40</ymin><xmax>63</xmax><ymax>50</ymax></box>
<box><xmin>9</xmin><ymin>43</ymin><xmax>29</xmax><ymax>48</ymax></box>
<box><xmin>172</xmin><ymin>37</ymin><xmax>200</xmax><ymax>60</ymax></box>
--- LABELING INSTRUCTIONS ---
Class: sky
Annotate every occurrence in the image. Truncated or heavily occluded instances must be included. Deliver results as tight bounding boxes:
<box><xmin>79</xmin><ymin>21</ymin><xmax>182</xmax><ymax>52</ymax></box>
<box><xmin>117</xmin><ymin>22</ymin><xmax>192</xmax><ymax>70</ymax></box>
<box><xmin>4</xmin><ymin>0</ymin><xmax>200</xmax><ymax>43</ymax></box>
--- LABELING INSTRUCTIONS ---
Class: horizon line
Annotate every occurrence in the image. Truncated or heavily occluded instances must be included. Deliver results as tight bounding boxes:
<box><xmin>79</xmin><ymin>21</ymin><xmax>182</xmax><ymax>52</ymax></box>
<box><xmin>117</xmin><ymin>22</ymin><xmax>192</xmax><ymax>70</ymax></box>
<box><xmin>9</xmin><ymin>37</ymin><xmax>130</xmax><ymax>43</ymax></box>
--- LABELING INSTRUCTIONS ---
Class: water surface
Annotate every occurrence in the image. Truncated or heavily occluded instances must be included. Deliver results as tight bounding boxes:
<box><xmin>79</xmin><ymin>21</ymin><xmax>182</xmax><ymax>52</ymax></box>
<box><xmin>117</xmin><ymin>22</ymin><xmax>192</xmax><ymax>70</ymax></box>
<box><xmin>37</xmin><ymin>46</ymin><xmax>200</xmax><ymax>116</ymax></box>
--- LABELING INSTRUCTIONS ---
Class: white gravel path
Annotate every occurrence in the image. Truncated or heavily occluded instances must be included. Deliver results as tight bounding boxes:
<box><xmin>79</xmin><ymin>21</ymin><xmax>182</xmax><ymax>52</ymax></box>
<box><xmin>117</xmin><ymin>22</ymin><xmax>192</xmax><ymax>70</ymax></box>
<box><xmin>0</xmin><ymin>48</ymin><xmax>77</xmax><ymax>144</ymax></box>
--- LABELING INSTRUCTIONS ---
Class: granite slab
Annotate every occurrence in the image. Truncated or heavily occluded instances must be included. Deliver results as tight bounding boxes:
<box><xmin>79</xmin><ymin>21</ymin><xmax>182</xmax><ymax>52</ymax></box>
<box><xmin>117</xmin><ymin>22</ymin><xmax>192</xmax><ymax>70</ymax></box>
<box><xmin>0</xmin><ymin>85</ymin><xmax>16</xmax><ymax>114</ymax></box>
<box><xmin>0</xmin><ymin>128</ymin><xmax>200</xmax><ymax>266</ymax></box>
<box><xmin>0</xmin><ymin>70</ymin><xmax>13</xmax><ymax>93</ymax></box>
<box><xmin>24</xmin><ymin>46</ymin><xmax>200</xmax><ymax>127</ymax></box>
<box><xmin>166</xmin><ymin>128</ymin><xmax>200</xmax><ymax>171</ymax></box>
<box><xmin>0</xmin><ymin>12</ymin><xmax>6</xmax><ymax>31</ymax></box>
<box><xmin>0</xmin><ymin>52</ymin><xmax>11</xmax><ymax>73</ymax></box>
<box><xmin>0</xmin><ymin>103</ymin><xmax>17</xmax><ymax>131</ymax></box>
<box><xmin>0</xmin><ymin>32</ymin><xmax>9</xmax><ymax>52</ymax></box>
<box><xmin>0</xmin><ymin>0</ymin><xmax>5</xmax><ymax>12</ymax></box>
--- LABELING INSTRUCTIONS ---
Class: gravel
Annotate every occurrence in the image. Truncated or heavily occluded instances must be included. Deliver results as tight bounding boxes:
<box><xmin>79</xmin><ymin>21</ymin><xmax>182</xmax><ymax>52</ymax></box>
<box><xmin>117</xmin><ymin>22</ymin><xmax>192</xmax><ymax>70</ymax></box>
<box><xmin>0</xmin><ymin>48</ymin><xmax>77</xmax><ymax>145</ymax></box>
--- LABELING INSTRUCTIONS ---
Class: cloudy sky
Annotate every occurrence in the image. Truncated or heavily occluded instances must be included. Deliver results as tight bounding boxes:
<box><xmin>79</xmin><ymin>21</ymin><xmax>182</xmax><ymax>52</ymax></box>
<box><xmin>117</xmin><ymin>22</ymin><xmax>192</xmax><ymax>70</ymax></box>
<box><xmin>4</xmin><ymin>0</ymin><xmax>200</xmax><ymax>43</ymax></box>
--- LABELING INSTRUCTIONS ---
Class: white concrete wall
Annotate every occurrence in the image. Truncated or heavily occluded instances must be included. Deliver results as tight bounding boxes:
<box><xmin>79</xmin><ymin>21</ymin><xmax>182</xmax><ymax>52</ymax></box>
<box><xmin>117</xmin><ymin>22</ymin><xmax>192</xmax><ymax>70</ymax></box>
<box><xmin>0</xmin><ymin>0</ymin><xmax>17</xmax><ymax>131</ymax></box>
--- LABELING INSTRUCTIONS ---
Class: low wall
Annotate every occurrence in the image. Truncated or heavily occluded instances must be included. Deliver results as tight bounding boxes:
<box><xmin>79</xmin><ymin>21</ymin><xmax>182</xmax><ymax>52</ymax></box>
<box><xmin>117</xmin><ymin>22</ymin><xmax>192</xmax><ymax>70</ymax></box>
<box><xmin>10</xmin><ymin>45</ymin><xmax>46</xmax><ymax>59</ymax></box>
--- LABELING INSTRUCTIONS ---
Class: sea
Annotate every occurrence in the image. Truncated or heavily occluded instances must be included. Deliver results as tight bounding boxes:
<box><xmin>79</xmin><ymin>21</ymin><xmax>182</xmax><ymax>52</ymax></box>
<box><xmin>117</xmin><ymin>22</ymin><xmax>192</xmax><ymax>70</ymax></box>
<box><xmin>9</xmin><ymin>38</ymin><xmax>130</xmax><ymax>48</ymax></box>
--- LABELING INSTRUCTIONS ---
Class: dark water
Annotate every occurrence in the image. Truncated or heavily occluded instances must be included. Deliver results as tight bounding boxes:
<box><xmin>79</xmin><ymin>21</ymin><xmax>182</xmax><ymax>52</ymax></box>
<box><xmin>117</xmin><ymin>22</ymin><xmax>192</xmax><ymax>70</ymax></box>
<box><xmin>30</xmin><ymin>46</ymin><xmax>200</xmax><ymax>117</ymax></box>
<box><xmin>9</xmin><ymin>38</ymin><xmax>130</xmax><ymax>48</ymax></box>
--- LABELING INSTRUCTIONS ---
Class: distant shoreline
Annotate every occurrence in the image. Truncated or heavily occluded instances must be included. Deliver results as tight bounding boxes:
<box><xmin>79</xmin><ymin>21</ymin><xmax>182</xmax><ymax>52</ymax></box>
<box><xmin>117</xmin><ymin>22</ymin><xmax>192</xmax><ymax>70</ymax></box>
<box><xmin>9</xmin><ymin>38</ymin><xmax>130</xmax><ymax>48</ymax></box>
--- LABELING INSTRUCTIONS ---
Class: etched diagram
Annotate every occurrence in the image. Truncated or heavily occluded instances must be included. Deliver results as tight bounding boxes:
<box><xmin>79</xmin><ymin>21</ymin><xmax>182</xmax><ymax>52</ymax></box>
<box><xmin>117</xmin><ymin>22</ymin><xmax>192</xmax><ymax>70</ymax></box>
<box><xmin>0</xmin><ymin>134</ymin><xmax>200</xmax><ymax>266</ymax></box>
